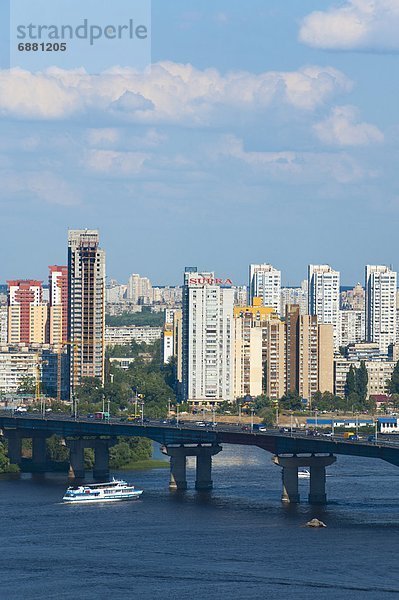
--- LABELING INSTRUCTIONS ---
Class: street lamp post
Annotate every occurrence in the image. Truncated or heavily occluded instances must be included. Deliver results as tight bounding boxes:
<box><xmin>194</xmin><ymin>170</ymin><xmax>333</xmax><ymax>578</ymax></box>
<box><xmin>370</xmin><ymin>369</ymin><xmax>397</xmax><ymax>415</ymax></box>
<box><xmin>276</xmin><ymin>405</ymin><xmax>279</xmax><ymax>428</ymax></box>
<box><xmin>141</xmin><ymin>401</ymin><xmax>145</xmax><ymax>426</ymax></box>
<box><xmin>238</xmin><ymin>401</ymin><xmax>242</xmax><ymax>424</ymax></box>
<box><xmin>315</xmin><ymin>409</ymin><xmax>318</xmax><ymax>431</ymax></box>
<box><xmin>212</xmin><ymin>406</ymin><xmax>216</xmax><ymax>427</ymax></box>
<box><xmin>107</xmin><ymin>399</ymin><xmax>110</xmax><ymax>422</ymax></box>
<box><xmin>250</xmin><ymin>408</ymin><xmax>254</xmax><ymax>432</ymax></box>
<box><xmin>290</xmin><ymin>411</ymin><xmax>293</xmax><ymax>437</ymax></box>
<box><xmin>176</xmin><ymin>404</ymin><xmax>179</xmax><ymax>426</ymax></box>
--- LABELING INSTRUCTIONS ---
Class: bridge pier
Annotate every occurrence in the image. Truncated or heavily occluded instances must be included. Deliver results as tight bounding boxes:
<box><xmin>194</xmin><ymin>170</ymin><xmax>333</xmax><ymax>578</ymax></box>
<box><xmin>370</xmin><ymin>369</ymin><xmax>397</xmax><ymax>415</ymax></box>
<box><xmin>66</xmin><ymin>439</ymin><xmax>86</xmax><ymax>479</ymax></box>
<box><xmin>32</xmin><ymin>435</ymin><xmax>48</xmax><ymax>468</ymax></box>
<box><xmin>93</xmin><ymin>439</ymin><xmax>116</xmax><ymax>480</ymax></box>
<box><xmin>4</xmin><ymin>430</ymin><xmax>23</xmax><ymax>465</ymax></box>
<box><xmin>66</xmin><ymin>438</ymin><xmax>117</xmax><ymax>480</ymax></box>
<box><xmin>195</xmin><ymin>445</ymin><xmax>222</xmax><ymax>491</ymax></box>
<box><xmin>308</xmin><ymin>456</ymin><xmax>336</xmax><ymax>504</ymax></box>
<box><xmin>162</xmin><ymin>444</ymin><xmax>222</xmax><ymax>491</ymax></box>
<box><xmin>273</xmin><ymin>456</ymin><xmax>300</xmax><ymax>503</ymax></box>
<box><xmin>273</xmin><ymin>455</ymin><xmax>336</xmax><ymax>504</ymax></box>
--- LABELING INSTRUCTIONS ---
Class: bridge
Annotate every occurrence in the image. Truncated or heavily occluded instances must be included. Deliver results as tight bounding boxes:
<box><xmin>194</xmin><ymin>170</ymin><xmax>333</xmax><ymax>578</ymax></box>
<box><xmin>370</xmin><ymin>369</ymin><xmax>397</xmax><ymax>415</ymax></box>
<box><xmin>1</xmin><ymin>412</ymin><xmax>399</xmax><ymax>504</ymax></box>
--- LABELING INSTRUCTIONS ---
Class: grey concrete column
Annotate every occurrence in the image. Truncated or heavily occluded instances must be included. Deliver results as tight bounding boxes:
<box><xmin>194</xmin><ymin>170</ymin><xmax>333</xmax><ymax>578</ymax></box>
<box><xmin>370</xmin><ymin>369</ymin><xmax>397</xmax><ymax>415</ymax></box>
<box><xmin>66</xmin><ymin>439</ymin><xmax>86</xmax><ymax>479</ymax></box>
<box><xmin>32</xmin><ymin>436</ymin><xmax>47</xmax><ymax>466</ymax></box>
<box><xmin>273</xmin><ymin>454</ymin><xmax>336</xmax><ymax>505</ymax></box>
<box><xmin>273</xmin><ymin>456</ymin><xmax>300</xmax><ymax>503</ymax></box>
<box><xmin>309</xmin><ymin>466</ymin><xmax>327</xmax><ymax>505</ymax></box>
<box><xmin>5</xmin><ymin>430</ymin><xmax>23</xmax><ymax>464</ymax></box>
<box><xmin>169</xmin><ymin>448</ymin><xmax>188</xmax><ymax>490</ymax></box>
<box><xmin>308</xmin><ymin>455</ymin><xmax>336</xmax><ymax>504</ymax></box>
<box><xmin>93</xmin><ymin>440</ymin><xmax>112</xmax><ymax>480</ymax></box>
<box><xmin>195</xmin><ymin>445</ymin><xmax>222</xmax><ymax>491</ymax></box>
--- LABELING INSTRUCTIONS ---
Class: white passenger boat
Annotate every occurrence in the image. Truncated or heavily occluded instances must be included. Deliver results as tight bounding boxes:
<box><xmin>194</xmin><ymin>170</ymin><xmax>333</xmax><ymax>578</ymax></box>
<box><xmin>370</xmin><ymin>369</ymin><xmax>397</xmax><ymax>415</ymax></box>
<box><xmin>298</xmin><ymin>469</ymin><xmax>310</xmax><ymax>479</ymax></box>
<box><xmin>62</xmin><ymin>478</ymin><xmax>143</xmax><ymax>503</ymax></box>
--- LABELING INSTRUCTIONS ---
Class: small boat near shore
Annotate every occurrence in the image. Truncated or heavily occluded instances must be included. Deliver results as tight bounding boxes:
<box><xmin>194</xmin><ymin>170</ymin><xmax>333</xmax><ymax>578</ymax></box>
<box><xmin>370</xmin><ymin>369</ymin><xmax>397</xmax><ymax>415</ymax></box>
<box><xmin>62</xmin><ymin>478</ymin><xmax>143</xmax><ymax>503</ymax></box>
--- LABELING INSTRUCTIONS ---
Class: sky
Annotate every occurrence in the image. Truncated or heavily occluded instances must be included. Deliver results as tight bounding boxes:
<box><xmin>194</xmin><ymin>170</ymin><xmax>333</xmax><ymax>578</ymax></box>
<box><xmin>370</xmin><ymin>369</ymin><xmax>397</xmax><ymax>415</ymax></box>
<box><xmin>1</xmin><ymin>0</ymin><xmax>399</xmax><ymax>287</ymax></box>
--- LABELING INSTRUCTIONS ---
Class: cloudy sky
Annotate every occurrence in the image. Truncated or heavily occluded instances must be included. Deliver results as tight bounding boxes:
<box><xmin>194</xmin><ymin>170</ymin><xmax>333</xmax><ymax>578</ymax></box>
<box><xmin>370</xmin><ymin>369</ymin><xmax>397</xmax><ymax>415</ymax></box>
<box><xmin>1</xmin><ymin>0</ymin><xmax>399</xmax><ymax>286</ymax></box>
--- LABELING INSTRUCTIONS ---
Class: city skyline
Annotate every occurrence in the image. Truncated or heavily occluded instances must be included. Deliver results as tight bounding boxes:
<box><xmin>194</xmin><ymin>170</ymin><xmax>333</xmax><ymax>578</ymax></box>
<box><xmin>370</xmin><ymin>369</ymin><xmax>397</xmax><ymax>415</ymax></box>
<box><xmin>2</xmin><ymin>252</ymin><xmax>399</xmax><ymax>289</ymax></box>
<box><xmin>1</xmin><ymin>1</ymin><xmax>399</xmax><ymax>284</ymax></box>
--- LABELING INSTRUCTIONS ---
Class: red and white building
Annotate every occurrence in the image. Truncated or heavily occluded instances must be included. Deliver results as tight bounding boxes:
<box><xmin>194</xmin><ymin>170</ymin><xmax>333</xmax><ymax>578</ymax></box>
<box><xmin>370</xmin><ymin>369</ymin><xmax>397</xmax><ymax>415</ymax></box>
<box><xmin>7</xmin><ymin>280</ymin><xmax>48</xmax><ymax>345</ymax></box>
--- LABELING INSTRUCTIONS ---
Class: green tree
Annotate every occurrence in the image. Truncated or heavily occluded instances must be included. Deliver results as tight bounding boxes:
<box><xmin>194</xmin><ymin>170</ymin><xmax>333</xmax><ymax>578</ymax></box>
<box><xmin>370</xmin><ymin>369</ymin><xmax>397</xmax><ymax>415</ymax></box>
<box><xmin>105</xmin><ymin>312</ymin><xmax>164</xmax><ymax>327</ymax></box>
<box><xmin>261</xmin><ymin>407</ymin><xmax>276</xmax><ymax>427</ymax></box>
<box><xmin>17</xmin><ymin>376</ymin><xmax>35</xmax><ymax>395</ymax></box>
<box><xmin>345</xmin><ymin>365</ymin><xmax>356</xmax><ymax>399</ymax></box>
<box><xmin>356</xmin><ymin>361</ymin><xmax>368</xmax><ymax>402</ymax></box>
<box><xmin>253</xmin><ymin>395</ymin><xmax>272</xmax><ymax>413</ymax></box>
<box><xmin>312</xmin><ymin>391</ymin><xmax>344</xmax><ymax>412</ymax></box>
<box><xmin>46</xmin><ymin>435</ymin><xmax>69</xmax><ymax>462</ymax></box>
<box><xmin>388</xmin><ymin>361</ymin><xmax>399</xmax><ymax>395</ymax></box>
<box><xmin>0</xmin><ymin>441</ymin><xmax>20</xmax><ymax>473</ymax></box>
<box><xmin>279</xmin><ymin>391</ymin><xmax>302</xmax><ymax>411</ymax></box>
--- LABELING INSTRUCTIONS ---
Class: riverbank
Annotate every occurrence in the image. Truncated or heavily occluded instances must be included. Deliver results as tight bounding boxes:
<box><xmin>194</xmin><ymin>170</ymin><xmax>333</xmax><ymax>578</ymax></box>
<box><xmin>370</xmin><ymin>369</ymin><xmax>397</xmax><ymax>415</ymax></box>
<box><xmin>116</xmin><ymin>459</ymin><xmax>169</xmax><ymax>471</ymax></box>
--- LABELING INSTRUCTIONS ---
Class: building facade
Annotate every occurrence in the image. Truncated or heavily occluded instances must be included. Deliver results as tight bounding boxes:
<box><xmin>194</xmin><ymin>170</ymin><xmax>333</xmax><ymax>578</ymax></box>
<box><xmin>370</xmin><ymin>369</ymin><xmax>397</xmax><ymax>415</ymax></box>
<box><xmin>49</xmin><ymin>265</ymin><xmax>68</xmax><ymax>345</ymax></box>
<box><xmin>0</xmin><ymin>349</ymin><xmax>39</xmax><ymax>395</ymax></box>
<box><xmin>339</xmin><ymin>309</ymin><xmax>365</xmax><ymax>347</ymax></box>
<box><xmin>105</xmin><ymin>326</ymin><xmax>162</xmax><ymax>346</ymax></box>
<box><xmin>7</xmin><ymin>280</ymin><xmax>48</xmax><ymax>345</ymax></box>
<box><xmin>127</xmin><ymin>274</ymin><xmax>152</xmax><ymax>304</ymax></box>
<box><xmin>365</xmin><ymin>265</ymin><xmax>397</xmax><ymax>354</ymax></box>
<box><xmin>280</xmin><ymin>280</ymin><xmax>308</xmax><ymax>317</ymax></box>
<box><xmin>308</xmin><ymin>264</ymin><xmax>340</xmax><ymax>349</ymax></box>
<box><xmin>0</xmin><ymin>306</ymin><xmax>7</xmax><ymax>344</ymax></box>
<box><xmin>182</xmin><ymin>269</ymin><xmax>235</xmax><ymax>406</ymax></box>
<box><xmin>334</xmin><ymin>358</ymin><xmax>395</xmax><ymax>398</ymax></box>
<box><xmin>67</xmin><ymin>230</ymin><xmax>105</xmax><ymax>397</ymax></box>
<box><xmin>233</xmin><ymin>298</ymin><xmax>279</xmax><ymax>399</ymax></box>
<box><xmin>249</xmin><ymin>264</ymin><xmax>281</xmax><ymax>315</ymax></box>
<box><xmin>285</xmin><ymin>304</ymin><xmax>334</xmax><ymax>402</ymax></box>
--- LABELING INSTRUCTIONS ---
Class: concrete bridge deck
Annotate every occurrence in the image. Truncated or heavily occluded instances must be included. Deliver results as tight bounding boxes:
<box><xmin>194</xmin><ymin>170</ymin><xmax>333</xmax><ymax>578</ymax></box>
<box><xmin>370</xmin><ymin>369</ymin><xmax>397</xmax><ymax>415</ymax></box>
<box><xmin>1</xmin><ymin>413</ymin><xmax>399</xmax><ymax>465</ymax></box>
<box><xmin>2</xmin><ymin>413</ymin><xmax>399</xmax><ymax>503</ymax></box>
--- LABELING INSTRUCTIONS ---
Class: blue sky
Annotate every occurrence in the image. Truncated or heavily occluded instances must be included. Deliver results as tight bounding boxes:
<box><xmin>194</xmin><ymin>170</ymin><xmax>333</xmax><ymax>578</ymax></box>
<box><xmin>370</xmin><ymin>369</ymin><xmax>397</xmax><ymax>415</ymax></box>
<box><xmin>0</xmin><ymin>0</ymin><xmax>398</xmax><ymax>286</ymax></box>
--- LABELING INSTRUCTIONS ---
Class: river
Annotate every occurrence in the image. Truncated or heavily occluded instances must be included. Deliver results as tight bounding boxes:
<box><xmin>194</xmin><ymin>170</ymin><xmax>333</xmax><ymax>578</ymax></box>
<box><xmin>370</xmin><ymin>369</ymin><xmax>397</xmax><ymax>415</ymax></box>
<box><xmin>1</xmin><ymin>444</ymin><xmax>399</xmax><ymax>599</ymax></box>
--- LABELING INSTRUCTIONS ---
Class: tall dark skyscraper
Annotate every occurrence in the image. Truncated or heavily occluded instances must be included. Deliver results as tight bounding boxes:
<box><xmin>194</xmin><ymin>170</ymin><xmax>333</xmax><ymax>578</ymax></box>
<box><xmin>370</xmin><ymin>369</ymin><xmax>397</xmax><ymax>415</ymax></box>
<box><xmin>67</xmin><ymin>230</ymin><xmax>105</xmax><ymax>398</ymax></box>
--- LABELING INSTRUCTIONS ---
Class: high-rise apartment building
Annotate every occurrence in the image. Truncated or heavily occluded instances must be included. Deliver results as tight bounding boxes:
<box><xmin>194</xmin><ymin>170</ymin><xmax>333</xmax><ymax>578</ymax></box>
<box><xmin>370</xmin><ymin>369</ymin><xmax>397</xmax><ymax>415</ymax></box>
<box><xmin>308</xmin><ymin>264</ymin><xmax>340</xmax><ymax>349</ymax></box>
<box><xmin>339</xmin><ymin>309</ymin><xmax>365</xmax><ymax>347</ymax></box>
<box><xmin>249</xmin><ymin>264</ymin><xmax>281</xmax><ymax>315</ymax></box>
<box><xmin>67</xmin><ymin>230</ymin><xmax>105</xmax><ymax>397</ymax></box>
<box><xmin>182</xmin><ymin>269</ymin><xmax>234</xmax><ymax>406</ymax></box>
<box><xmin>365</xmin><ymin>265</ymin><xmax>397</xmax><ymax>354</ymax></box>
<box><xmin>285</xmin><ymin>304</ymin><xmax>334</xmax><ymax>402</ymax></box>
<box><xmin>0</xmin><ymin>306</ymin><xmax>7</xmax><ymax>344</ymax></box>
<box><xmin>280</xmin><ymin>280</ymin><xmax>308</xmax><ymax>316</ymax></box>
<box><xmin>7</xmin><ymin>280</ymin><xmax>48</xmax><ymax>344</ymax></box>
<box><xmin>233</xmin><ymin>298</ymin><xmax>280</xmax><ymax>399</ymax></box>
<box><xmin>49</xmin><ymin>265</ymin><xmax>68</xmax><ymax>345</ymax></box>
<box><xmin>127</xmin><ymin>274</ymin><xmax>152</xmax><ymax>304</ymax></box>
<box><xmin>340</xmin><ymin>283</ymin><xmax>365</xmax><ymax>311</ymax></box>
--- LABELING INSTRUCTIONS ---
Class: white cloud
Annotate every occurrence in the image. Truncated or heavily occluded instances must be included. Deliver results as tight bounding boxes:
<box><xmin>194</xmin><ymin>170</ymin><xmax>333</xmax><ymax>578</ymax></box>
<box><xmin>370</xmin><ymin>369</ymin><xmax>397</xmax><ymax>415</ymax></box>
<box><xmin>0</xmin><ymin>62</ymin><xmax>352</xmax><ymax>123</ymax></box>
<box><xmin>0</xmin><ymin>171</ymin><xmax>79</xmax><ymax>205</ymax></box>
<box><xmin>86</xmin><ymin>128</ymin><xmax>121</xmax><ymax>147</ymax></box>
<box><xmin>314</xmin><ymin>106</ymin><xmax>384</xmax><ymax>146</ymax></box>
<box><xmin>300</xmin><ymin>0</ymin><xmax>399</xmax><ymax>51</ymax></box>
<box><xmin>212</xmin><ymin>134</ymin><xmax>367</xmax><ymax>184</ymax></box>
<box><xmin>85</xmin><ymin>150</ymin><xmax>149</xmax><ymax>175</ymax></box>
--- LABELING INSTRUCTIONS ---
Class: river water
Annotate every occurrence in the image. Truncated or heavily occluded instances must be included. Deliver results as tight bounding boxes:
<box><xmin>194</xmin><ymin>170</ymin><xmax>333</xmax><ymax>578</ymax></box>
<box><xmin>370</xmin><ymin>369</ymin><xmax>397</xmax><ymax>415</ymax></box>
<box><xmin>1</xmin><ymin>444</ymin><xmax>399</xmax><ymax>600</ymax></box>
